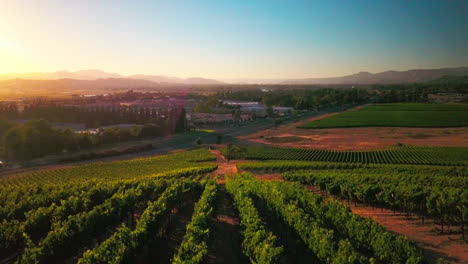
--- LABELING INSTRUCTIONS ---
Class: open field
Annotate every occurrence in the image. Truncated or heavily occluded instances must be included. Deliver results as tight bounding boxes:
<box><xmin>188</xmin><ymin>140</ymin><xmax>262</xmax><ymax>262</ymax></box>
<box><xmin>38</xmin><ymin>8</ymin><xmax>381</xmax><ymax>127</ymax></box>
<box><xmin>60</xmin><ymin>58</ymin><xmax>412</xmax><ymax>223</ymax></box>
<box><xmin>298</xmin><ymin>103</ymin><xmax>468</xmax><ymax>128</ymax></box>
<box><xmin>241</xmin><ymin>105</ymin><xmax>468</xmax><ymax>150</ymax></box>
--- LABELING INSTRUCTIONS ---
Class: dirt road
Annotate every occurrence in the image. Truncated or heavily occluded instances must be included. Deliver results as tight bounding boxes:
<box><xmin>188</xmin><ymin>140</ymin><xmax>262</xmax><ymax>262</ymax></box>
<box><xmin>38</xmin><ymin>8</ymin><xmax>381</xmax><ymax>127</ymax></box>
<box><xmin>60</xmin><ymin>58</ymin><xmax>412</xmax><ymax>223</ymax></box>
<box><xmin>209</xmin><ymin>149</ymin><xmax>238</xmax><ymax>184</ymax></box>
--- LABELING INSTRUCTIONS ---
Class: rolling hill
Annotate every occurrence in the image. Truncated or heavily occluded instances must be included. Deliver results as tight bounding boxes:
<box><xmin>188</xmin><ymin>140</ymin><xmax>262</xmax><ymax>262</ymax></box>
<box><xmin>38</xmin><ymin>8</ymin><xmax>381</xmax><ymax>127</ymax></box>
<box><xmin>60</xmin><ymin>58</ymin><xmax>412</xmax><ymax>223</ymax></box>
<box><xmin>281</xmin><ymin>67</ymin><xmax>468</xmax><ymax>85</ymax></box>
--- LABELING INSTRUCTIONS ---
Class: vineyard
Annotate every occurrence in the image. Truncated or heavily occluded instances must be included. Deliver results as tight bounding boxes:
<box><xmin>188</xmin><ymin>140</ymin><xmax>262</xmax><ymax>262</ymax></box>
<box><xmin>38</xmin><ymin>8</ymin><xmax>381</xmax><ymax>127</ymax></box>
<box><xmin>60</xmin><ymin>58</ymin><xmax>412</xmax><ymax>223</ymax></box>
<box><xmin>283</xmin><ymin>170</ymin><xmax>467</xmax><ymax>234</ymax></box>
<box><xmin>239</xmin><ymin>159</ymin><xmax>468</xmax><ymax>247</ymax></box>
<box><xmin>0</xmin><ymin>146</ymin><xmax>466</xmax><ymax>263</ymax></box>
<box><xmin>237</xmin><ymin>160</ymin><xmax>467</xmax><ymax>176</ymax></box>
<box><xmin>298</xmin><ymin>103</ymin><xmax>468</xmax><ymax>128</ymax></box>
<box><xmin>225</xmin><ymin>145</ymin><xmax>468</xmax><ymax>166</ymax></box>
<box><xmin>0</xmin><ymin>149</ymin><xmax>217</xmax><ymax>186</ymax></box>
<box><xmin>0</xmin><ymin>150</ymin><xmax>219</xmax><ymax>264</ymax></box>
<box><xmin>226</xmin><ymin>173</ymin><xmax>423</xmax><ymax>264</ymax></box>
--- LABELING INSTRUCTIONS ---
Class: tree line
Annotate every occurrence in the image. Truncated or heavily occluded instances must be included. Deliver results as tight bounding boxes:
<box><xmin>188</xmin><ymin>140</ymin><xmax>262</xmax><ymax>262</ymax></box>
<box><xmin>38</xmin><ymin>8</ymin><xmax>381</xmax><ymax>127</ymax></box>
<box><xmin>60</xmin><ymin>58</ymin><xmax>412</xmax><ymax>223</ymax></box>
<box><xmin>0</xmin><ymin>104</ymin><xmax>186</xmax><ymax>129</ymax></box>
<box><xmin>0</xmin><ymin>110</ymin><xmax>186</xmax><ymax>161</ymax></box>
<box><xmin>206</xmin><ymin>79</ymin><xmax>467</xmax><ymax>110</ymax></box>
<box><xmin>215</xmin><ymin>88</ymin><xmax>371</xmax><ymax>110</ymax></box>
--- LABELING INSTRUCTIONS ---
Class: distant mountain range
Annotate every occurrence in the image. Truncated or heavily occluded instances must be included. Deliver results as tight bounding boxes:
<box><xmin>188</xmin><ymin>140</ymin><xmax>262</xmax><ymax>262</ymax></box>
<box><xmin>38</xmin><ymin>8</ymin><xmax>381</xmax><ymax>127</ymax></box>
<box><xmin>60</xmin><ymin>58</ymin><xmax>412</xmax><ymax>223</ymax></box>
<box><xmin>280</xmin><ymin>67</ymin><xmax>468</xmax><ymax>85</ymax></box>
<box><xmin>0</xmin><ymin>78</ymin><xmax>164</xmax><ymax>96</ymax></box>
<box><xmin>0</xmin><ymin>67</ymin><xmax>466</xmax><ymax>88</ymax></box>
<box><xmin>0</xmin><ymin>70</ymin><xmax>224</xmax><ymax>85</ymax></box>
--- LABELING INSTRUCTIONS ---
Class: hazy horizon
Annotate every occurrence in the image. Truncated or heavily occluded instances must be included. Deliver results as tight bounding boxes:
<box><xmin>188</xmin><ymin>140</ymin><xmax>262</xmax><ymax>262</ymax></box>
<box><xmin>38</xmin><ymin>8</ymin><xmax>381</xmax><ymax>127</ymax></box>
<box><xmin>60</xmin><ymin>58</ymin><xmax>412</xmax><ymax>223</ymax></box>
<box><xmin>1</xmin><ymin>66</ymin><xmax>467</xmax><ymax>83</ymax></box>
<box><xmin>1</xmin><ymin>0</ymin><xmax>467</xmax><ymax>79</ymax></box>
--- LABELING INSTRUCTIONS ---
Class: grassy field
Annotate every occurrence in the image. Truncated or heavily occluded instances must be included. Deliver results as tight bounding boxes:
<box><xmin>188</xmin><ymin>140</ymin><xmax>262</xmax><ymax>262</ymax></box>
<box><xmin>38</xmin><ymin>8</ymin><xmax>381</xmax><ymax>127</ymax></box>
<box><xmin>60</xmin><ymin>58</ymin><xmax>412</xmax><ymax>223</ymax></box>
<box><xmin>298</xmin><ymin>103</ymin><xmax>468</xmax><ymax>128</ymax></box>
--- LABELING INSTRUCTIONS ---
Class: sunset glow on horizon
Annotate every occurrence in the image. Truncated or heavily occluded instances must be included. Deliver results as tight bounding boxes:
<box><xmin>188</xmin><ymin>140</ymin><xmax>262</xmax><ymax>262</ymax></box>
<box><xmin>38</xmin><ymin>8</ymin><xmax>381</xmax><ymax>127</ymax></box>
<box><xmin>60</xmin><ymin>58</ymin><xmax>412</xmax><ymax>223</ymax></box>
<box><xmin>0</xmin><ymin>0</ymin><xmax>466</xmax><ymax>79</ymax></box>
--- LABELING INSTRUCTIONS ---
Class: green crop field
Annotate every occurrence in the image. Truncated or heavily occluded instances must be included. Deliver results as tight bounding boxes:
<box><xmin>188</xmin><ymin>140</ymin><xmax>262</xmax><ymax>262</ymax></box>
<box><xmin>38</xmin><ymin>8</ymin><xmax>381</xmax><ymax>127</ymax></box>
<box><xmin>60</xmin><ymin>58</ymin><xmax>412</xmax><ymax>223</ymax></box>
<box><xmin>223</xmin><ymin>145</ymin><xmax>468</xmax><ymax>166</ymax></box>
<box><xmin>0</xmin><ymin>148</ymin><xmax>427</xmax><ymax>264</ymax></box>
<box><xmin>1</xmin><ymin>146</ymin><xmax>466</xmax><ymax>263</ymax></box>
<box><xmin>0</xmin><ymin>149</ymin><xmax>217</xmax><ymax>186</ymax></box>
<box><xmin>298</xmin><ymin>103</ymin><xmax>468</xmax><ymax>128</ymax></box>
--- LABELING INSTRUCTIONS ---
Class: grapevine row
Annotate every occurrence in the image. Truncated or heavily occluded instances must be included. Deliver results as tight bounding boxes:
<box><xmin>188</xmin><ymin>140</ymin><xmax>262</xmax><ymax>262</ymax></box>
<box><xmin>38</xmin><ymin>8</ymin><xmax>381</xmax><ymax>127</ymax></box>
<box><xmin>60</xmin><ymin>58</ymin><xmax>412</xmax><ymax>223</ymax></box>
<box><xmin>226</xmin><ymin>146</ymin><xmax>468</xmax><ymax>166</ymax></box>
<box><xmin>237</xmin><ymin>160</ymin><xmax>467</xmax><ymax>177</ymax></box>
<box><xmin>172</xmin><ymin>181</ymin><xmax>218</xmax><ymax>264</ymax></box>
<box><xmin>233</xmin><ymin>173</ymin><xmax>369</xmax><ymax>264</ymax></box>
<box><xmin>17</xmin><ymin>179</ymin><xmax>171</xmax><ymax>263</ymax></box>
<box><xmin>225</xmin><ymin>175</ymin><xmax>284</xmax><ymax>264</ymax></box>
<box><xmin>284</xmin><ymin>170</ymin><xmax>467</xmax><ymax>235</ymax></box>
<box><xmin>0</xmin><ymin>165</ymin><xmax>216</xmax><ymax>222</ymax></box>
<box><xmin>264</xmin><ymin>179</ymin><xmax>423</xmax><ymax>263</ymax></box>
<box><xmin>0</xmin><ymin>149</ymin><xmax>217</xmax><ymax>186</ymax></box>
<box><xmin>77</xmin><ymin>179</ymin><xmax>201</xmax><ymax>264</ymax></box>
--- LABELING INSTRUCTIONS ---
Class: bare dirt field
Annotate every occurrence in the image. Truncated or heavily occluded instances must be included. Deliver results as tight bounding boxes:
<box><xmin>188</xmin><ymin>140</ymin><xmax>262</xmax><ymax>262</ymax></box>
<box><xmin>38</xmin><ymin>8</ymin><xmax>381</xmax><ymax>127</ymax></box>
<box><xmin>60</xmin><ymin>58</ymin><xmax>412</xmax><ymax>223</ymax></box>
<box><xmin>241</xmin><ymin>112</ymin><xmax>468</xmax><ymax>150</ymax></box>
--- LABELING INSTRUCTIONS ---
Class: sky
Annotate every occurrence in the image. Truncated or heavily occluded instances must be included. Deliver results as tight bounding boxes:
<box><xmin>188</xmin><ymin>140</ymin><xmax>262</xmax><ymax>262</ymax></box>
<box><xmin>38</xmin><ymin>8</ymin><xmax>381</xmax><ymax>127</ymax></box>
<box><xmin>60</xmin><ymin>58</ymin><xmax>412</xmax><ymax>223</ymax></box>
<box><xmin>0</xmin><ymin>0</ymin><xmax>466</xmax><ymax>79</ymax></box>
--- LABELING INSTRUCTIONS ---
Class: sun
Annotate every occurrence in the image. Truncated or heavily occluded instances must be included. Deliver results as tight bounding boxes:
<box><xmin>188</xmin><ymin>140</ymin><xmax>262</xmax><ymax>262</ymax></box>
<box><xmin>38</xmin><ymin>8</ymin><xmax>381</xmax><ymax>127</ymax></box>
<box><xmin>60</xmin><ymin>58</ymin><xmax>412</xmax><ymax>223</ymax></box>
<box><xmin>0</xmin><ymin>35</ymin><xmax>18</xmax><ymax>50</ymax></box>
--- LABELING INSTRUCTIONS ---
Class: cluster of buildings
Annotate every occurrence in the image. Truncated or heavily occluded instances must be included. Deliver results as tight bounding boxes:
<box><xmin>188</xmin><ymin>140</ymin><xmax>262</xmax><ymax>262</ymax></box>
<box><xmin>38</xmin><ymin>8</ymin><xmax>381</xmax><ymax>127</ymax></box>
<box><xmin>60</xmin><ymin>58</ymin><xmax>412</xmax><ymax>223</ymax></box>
<box><xmin>187</xmin><ymin>113</ymin><xmax>252</xmax><ymax>125</ymax></box>
<box><xmin>63</xmin><ymin>98</ymin><xmax>197</xmax><ymax>112</ymax></box>
<box><xmin>188</xmin><ymin>100</ymin><xmax>295</xmax><ymax>125</ymax></box>
<box><xmin>222</xmin><ymin>100</ymin><xmax>294</xmax><ymax>116</ymax></box>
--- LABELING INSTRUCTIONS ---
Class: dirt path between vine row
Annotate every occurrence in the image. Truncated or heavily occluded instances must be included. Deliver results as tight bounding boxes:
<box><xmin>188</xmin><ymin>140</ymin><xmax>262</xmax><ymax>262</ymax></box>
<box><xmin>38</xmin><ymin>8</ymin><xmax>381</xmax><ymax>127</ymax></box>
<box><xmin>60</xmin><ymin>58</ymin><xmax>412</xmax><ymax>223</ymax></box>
<box><xmin>206</xmin><ymin>185</ymin><xmax>249</xmax><ymax>264</ymax></box>
<box><xmin>306</xmin><ymin>186</ymin><xmax>468</xmax><ymax>264</ymax></box>
<box><xmin>209</xmin><ymin>149</ymin><xmax>238</xmax><ymax>184</ymax></box>
<box><xmin>207</xmin><ymin>149</ymin><xmax>249</xmax><ymax>264</ymax></box>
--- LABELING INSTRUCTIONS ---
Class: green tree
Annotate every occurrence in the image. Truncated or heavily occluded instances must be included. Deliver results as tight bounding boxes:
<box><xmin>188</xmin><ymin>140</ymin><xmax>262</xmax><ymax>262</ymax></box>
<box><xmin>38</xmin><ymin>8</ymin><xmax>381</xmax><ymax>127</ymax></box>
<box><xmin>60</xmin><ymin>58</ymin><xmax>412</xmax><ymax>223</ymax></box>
<box><xmin>0</xmin><ymin>117</ymin><xmax>13</xmax><ymax>138</ymax></box>
<box><xmin>174</xmin><ymin>108</ymin><xmax>187</xmax><ymax>133</ymax></box>
<box><xmin>225</xmin><ymin>144</ymin><xmax>245</xmax><ymax>162</ymax></box>
<box><xmin>195</xmin><ymin>137</ymin><xmax>203</xmax><ymax>146</ymax></box>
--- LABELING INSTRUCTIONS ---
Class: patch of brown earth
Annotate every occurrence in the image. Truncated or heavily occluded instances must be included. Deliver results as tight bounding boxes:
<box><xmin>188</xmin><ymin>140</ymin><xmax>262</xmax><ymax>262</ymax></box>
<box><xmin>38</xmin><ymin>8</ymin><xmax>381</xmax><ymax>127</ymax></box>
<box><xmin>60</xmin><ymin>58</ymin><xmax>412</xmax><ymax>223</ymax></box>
<box><xmin>217</xmin><ymin>215</ymin><xmax>239</xmax><ymax>225</ymax></box>
<box><xmin>209</xmin><ymin>149</ymin><xmax>238</xmax><ymax>183</ymax></box>
<box><xmin>264</xmin><ymin>136</ymin><xmax>308</xmax><ymax>143</ymax></box>
<box><xmin>241</xmin><ymin>114</ymin><xmax>468</xmax><ymax>150</ymax></box>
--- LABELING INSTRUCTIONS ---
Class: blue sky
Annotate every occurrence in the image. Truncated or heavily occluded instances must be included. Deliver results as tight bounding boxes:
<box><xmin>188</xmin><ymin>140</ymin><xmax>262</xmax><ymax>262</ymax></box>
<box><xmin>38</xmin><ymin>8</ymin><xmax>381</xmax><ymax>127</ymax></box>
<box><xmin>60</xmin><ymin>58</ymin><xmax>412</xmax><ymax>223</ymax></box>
<box><xmin>0</xmin><ymin>0</ymin><xmax>466</xmax><ymax>79</ymax></box>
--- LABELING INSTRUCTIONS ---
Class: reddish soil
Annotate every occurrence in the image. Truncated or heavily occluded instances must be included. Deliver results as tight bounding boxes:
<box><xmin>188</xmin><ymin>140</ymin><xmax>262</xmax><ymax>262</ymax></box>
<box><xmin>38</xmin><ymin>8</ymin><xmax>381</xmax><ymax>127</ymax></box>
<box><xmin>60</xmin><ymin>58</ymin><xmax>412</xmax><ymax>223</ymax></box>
<box><xmin>307</xmin><ymin>186</ymin><xmax>468</xmax><ymax>263</ymax></box>
<box><xmin>350</xmin><ymin>205</ymin><xmax>467</xmax><ymax>263</ymax></box>
<box><xmin>240</xmin><ymin>109</ymin><xmax>468</xmax><ymax>150</ymax></box>
<box><xmin>216</xmin><ymin>215</ymin><xmax>239</xmax><ymax>225</ymax></box>
<box><xmin>209</xmin><ymin>149</ymin><xmax>238</xmax><ymax>184</ymax></box>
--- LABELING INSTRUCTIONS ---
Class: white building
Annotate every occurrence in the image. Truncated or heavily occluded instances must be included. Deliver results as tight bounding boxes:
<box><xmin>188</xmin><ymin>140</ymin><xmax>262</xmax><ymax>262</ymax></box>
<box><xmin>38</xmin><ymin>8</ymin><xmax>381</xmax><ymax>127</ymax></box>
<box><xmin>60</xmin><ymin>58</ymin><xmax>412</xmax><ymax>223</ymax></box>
<box><xmin>221</xmin><ymin>100</ymin><xmax>293</xmax><ymax>116</ymax></box>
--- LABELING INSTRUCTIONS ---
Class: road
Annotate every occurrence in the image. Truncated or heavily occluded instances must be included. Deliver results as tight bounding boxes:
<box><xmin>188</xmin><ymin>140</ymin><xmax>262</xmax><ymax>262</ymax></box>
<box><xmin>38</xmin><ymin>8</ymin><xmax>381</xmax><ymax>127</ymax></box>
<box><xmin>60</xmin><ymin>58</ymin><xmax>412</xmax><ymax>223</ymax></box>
<box><xmin>0</xmin><ymin>105</ymin><xmax>354</xmax><ymax>177</ymax></box>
